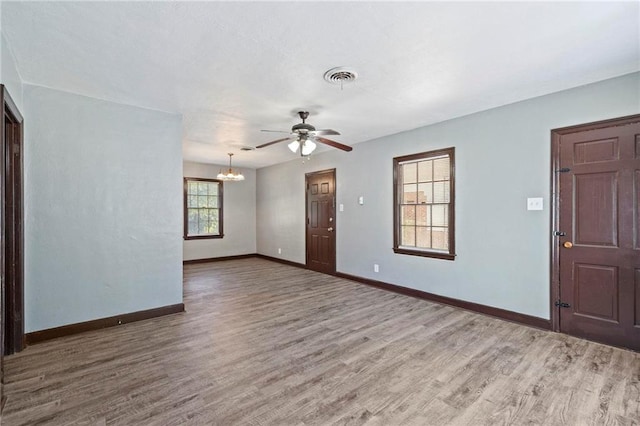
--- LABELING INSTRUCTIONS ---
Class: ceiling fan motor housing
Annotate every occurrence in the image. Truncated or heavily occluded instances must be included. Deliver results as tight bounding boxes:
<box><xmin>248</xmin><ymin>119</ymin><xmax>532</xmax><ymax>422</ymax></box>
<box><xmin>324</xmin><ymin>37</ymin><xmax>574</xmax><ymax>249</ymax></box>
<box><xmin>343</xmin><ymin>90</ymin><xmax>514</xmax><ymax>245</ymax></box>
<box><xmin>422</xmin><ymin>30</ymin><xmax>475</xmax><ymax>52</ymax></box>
<box><xmin>292</xmin><ymin>122</ymin><xmax>315</xmax><ymax>133</ymax></box>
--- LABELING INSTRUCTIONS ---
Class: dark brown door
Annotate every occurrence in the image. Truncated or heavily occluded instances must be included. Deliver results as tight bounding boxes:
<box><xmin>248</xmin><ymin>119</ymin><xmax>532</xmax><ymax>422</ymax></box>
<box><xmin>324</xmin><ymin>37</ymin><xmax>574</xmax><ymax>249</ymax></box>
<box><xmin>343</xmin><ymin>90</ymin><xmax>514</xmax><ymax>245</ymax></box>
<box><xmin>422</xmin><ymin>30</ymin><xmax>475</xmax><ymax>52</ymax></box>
<box><xmin>306</xmin><ymin>169</ymin><xmax>336</xmax><ymax>274</ymax></box>
<box><xmin>553</xmin><ymin>115</ymin><xmax>640</xmax><ymax>351</ymax></box>
<box><xmin>0</xmin><ymin>86</ymin><xmax>24</xmax><ymax>413</ymax></box>
<box><xmin>4</xmin><ymin>109</ymin><xmax>23</xmax><ymax>356</ymax></box>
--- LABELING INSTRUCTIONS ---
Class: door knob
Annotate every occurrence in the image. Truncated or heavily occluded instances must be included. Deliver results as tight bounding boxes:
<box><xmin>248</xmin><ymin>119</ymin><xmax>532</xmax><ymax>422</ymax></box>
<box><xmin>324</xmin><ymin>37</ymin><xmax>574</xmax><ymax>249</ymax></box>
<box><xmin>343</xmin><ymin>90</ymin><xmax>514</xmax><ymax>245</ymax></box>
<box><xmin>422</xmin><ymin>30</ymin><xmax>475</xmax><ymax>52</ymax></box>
<box><xmin>328</xmin><ymin>227</ymin><xmax>334</xmax><ymax>232</ymax></box>
<box><xmin>563</xmin><ymin>242</ymin><xmax>573</xmax><ymax>249</ymax></box>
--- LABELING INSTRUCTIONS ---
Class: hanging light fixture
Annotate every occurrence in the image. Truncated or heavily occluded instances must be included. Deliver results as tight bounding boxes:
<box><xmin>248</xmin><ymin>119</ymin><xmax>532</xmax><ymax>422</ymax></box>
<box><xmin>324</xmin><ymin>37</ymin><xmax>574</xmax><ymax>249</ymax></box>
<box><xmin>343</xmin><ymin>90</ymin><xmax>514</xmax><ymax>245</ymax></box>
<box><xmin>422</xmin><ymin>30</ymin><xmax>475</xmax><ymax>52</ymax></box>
<box><xmin>288</xmin><ymin>135</ymin><xmax>317</xmax><ymax>156</ymax></box>
<box><xmin>217</xmin><ymin>153</ymin><xmax>245</xmax><ymax>181</ymax></box>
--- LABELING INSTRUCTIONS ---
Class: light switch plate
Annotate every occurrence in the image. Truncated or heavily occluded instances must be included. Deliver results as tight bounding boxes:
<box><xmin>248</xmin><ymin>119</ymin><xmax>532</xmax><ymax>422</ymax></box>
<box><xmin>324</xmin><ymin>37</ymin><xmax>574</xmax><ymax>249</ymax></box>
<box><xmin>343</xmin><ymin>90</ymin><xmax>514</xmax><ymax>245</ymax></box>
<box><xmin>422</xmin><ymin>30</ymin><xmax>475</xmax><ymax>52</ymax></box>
<box><xmin>527</xmin><ymin>197</ymin><xmax>543</xmax><ymax>211</ymax></box>
<box><xmin>358</xmin><ymin>196</ymin><xmax>364</xmax><ymax>205</ymax></box>
<box><xmin>339</xmin><ymin>203</ymin><xmax>344</xmax><ymax>212</ymax></box>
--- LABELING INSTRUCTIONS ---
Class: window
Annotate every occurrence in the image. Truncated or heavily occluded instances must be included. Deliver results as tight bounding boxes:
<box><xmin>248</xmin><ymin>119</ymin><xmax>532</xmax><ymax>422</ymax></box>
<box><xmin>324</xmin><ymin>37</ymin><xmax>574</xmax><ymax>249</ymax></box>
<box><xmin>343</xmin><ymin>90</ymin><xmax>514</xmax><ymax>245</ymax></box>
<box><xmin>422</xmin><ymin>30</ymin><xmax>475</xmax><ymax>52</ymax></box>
<box><xmin>393</xmin><ymin>147</ymin><xmax>455</xmax><ymax>260</ymax></box>
<box><xmin>184</xmin><ymin>178</ymin><xmax>223</xmax><ymax>239</ymax></box>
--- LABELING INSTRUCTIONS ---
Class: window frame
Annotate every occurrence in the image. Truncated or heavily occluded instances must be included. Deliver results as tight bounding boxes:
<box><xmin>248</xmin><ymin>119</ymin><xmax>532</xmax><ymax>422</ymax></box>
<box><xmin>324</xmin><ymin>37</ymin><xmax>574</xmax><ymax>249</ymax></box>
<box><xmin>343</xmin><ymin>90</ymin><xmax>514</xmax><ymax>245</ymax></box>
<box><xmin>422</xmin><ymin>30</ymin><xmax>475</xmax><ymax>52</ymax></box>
<box><xmin>183</xmin><ymin>177</ymin><xmax>224</xmax><ymax>240</ymax></box>
<box><xmin>393</xmin><ymin>147</ymin><xmax>455</xmax><ymax>260</ymax></box>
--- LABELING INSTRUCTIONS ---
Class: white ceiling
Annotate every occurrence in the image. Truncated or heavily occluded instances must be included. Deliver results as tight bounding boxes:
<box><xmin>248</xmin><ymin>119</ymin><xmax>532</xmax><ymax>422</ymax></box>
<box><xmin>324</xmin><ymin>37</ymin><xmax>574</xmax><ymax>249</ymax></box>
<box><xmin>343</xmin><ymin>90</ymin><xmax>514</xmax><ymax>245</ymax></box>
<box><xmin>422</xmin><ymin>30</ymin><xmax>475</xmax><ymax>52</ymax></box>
<box><xmin>2</xmin><ymin>1</ymin><xmax>639</xmax><ymax>168</ymax></box>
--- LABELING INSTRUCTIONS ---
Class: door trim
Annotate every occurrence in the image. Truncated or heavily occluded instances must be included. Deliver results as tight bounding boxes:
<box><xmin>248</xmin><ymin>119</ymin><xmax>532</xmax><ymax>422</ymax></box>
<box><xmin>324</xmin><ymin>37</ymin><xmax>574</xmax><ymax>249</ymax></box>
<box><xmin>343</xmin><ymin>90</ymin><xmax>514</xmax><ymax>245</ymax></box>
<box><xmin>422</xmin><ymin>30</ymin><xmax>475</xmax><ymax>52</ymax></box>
<box><xmin>1</xmin><ymin>86</ymin><xmax>25</xmax><ymax>353</ymax></box>
<box><xmin>305</xmin><ymin>168</ymin><xmax>336</xmax><ymax>274</ymax></box>
<box><xmin>0</xmin><ymin>85</ymin><xmax>24</xmax><ymax>415</ymax></box>
<box><xmin>550</xmin><ymin>113</ymin><xmax>640</xmax><ymax>333</ymax></box>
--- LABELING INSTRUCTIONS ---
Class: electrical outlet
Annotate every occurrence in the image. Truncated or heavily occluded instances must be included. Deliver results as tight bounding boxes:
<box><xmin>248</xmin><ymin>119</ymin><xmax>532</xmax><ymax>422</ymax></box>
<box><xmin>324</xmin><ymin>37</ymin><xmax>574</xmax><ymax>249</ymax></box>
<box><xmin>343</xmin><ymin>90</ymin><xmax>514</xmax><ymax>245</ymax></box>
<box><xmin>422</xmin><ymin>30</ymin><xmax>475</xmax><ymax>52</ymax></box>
<box><xmin>278</xmin><ymin>248</ymin><xmax>282</xmax><ymax>254</ymax></box>
<box><xmin>374</xmin><ymin>264</ymin><xmax>379</xmax><ymax>273</ymax></box>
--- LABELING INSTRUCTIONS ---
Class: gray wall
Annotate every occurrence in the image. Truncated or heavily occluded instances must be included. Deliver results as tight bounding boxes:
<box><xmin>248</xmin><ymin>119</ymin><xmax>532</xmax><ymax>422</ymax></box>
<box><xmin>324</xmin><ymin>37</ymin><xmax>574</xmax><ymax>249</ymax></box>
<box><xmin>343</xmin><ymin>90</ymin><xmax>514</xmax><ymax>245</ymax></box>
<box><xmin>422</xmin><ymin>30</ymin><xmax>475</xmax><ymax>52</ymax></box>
<box><xmin>183</xmin><ymin>161</ymin><xmax>256</xmax><ymax>260</ymax></box>
<box><xmin>1</xmin><ymin>32</ymin><xmax>23</xmax><ymax>111</ymax></box>
<box><xmin>24</xmin><ymin>85</ymin><xmax>183</xmax><ymax>332</ymax></box>
<box><xmin>257</xmin><ymin>72</ymin><xmax>640</xmax><ymax>320</ymax></box>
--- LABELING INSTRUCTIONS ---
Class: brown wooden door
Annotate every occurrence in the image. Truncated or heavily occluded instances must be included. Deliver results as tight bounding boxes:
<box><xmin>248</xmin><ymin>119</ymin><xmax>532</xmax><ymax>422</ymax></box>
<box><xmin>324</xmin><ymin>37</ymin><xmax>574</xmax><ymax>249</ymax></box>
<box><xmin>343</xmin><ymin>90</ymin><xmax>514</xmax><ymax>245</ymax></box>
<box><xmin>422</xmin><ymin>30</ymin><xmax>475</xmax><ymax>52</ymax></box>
<box><xmin>4</xmin><ymin>112</ymin><xmax>23</xmax><ymax>355</ymax></box>
<box><xmin>0</xmin><ymin>87</ymin><xmax>24</xmax><ymax>363</ymax></box>
<box><xmin>0</xmin><ymin>87</ymin><xmax>24</xmax><ymax>413</ymax></box>
<box><xmin>554</xmin><ymin>115</ymin><xmax>640</xmax><ymax>351</ymax></box>
<box><xmin>306</xmin><ymin>169</ymin><xmax>336</xmax><ymax>274</ymax></box>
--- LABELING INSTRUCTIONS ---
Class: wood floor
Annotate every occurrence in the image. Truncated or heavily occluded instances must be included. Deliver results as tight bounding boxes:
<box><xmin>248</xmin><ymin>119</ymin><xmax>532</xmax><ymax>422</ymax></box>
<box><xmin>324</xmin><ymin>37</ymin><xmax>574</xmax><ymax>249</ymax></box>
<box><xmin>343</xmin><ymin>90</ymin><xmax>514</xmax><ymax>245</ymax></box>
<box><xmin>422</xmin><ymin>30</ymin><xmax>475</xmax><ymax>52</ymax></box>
<box><xmin>3</xmin><ymin>258</ymin><xmax>639</xmax><ymax>425</ymax></box>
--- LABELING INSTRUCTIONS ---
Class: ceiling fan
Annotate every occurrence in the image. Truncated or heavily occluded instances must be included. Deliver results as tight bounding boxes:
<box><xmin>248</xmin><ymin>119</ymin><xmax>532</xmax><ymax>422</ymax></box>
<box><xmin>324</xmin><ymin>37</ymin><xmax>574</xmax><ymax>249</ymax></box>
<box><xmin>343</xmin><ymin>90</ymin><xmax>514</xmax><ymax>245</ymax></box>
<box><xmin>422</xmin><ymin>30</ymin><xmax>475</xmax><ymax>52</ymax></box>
<box><xmin>257</xmin><ymin>111</ymin><xmax>353</xmax><ymax>155</ymax></box>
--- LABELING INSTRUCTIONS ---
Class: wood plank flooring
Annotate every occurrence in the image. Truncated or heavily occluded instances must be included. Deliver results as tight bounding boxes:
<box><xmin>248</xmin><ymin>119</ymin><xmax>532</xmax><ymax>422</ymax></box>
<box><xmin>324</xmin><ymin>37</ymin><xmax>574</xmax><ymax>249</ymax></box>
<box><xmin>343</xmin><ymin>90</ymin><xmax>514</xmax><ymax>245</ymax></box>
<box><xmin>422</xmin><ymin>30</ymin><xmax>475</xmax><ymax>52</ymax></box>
<box><xmin>2</xmin><ymin>258</ymin><xmax>639</xmax><ymax>425</ymax></box>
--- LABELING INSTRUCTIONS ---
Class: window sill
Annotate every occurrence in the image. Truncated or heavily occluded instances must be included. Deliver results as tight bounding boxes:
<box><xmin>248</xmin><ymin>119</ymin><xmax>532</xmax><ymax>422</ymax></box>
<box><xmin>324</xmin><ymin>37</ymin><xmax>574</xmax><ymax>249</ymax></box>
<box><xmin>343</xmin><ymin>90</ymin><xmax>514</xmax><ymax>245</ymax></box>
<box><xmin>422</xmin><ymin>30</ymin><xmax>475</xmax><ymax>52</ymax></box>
<box><xmin>393</xmin><ymin>247</ymin><xmax>455</xmax><ymax>261</ymax></box>
<box><xmin>184</xmin><ymin>234</ymin><xmax>224</xmax><ymax>240</ymax></box>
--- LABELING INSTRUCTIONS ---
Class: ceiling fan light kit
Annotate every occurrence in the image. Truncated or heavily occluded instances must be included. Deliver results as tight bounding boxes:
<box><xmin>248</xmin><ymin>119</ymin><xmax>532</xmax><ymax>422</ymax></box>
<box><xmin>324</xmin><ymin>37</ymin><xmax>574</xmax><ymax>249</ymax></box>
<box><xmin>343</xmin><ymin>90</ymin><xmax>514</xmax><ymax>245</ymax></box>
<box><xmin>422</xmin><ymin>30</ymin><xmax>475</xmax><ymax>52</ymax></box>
<box><xmin>287</xmin><ymin>140</ymin><xmax>300</xmax><ymax>153</ymax></box>
<box><xmin>257</xmin><ymin>111</ymin><xmax>353</xmax><ymax>156</ymax></box>
<box><xmin>300</xmin><ymin>139</ymin><xmax>316</xmax><ymax>156</ymax></box>
<box><xmin>216</xmin><ymin>153</ymin><xmax>245</xmax><ymax>181</ymax></box>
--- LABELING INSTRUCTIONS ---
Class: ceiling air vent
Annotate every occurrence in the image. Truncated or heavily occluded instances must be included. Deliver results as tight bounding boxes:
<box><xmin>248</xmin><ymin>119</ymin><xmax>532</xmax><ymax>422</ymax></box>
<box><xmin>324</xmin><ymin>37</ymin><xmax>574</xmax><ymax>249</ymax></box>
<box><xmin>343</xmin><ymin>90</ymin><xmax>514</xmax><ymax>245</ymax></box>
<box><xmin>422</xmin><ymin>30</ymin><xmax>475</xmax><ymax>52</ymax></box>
<box><xmin>323</xmin><ymin>67</ymin><xmax>358</xmax><ymax>88</ymax></box>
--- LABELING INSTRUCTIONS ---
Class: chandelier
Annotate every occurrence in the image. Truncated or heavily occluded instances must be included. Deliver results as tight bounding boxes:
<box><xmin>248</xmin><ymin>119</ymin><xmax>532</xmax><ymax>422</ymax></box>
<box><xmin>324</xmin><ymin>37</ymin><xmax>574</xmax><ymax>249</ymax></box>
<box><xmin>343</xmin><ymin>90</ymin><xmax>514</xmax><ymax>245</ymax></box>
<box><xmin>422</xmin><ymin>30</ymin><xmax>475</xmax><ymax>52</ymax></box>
<box><xmin>217</xmin><ymin>153</ymin><xmax>245</xmax><ymax>181</ymax></box>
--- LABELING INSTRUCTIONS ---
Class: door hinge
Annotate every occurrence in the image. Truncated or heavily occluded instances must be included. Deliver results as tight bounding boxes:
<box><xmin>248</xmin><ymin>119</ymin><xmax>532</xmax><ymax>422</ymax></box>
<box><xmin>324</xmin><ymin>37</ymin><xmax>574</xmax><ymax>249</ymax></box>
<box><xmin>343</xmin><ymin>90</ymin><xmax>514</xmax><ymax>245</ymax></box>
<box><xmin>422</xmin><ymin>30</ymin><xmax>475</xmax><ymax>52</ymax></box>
<box><xmin>554</xmin><ymin>231</ymin><xmax>566</xmax><ymax>237</ymax></box>
<box><xmin>555</xmin><ymin>300</ymin><xmax>571</xmax><ymax>308</ymax></box>
<box><xmin>556</xmin><ymin>167</ymin><xmax>571</xmax><ymax>173</ymax></box>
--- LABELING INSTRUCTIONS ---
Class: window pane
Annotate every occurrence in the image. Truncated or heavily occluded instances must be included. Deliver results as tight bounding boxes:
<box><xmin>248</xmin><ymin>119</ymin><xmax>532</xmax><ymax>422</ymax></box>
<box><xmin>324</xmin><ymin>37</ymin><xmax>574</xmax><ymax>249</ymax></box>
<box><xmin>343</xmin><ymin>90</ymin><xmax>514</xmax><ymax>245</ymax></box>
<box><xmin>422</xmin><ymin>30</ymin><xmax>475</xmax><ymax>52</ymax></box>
<box><xmin>209</xmin><ymin>212</ymin><xmax>219</xmax><ymax>234</ymax></box>
<box><xmin>188</xmin><ymin>182</ymin><xmax>198</xmax><ymax>195</ymax></box>
<box><xmin>198</xmin><ymin>219</ymin><xmax>208</xmax><ymax>234</ymax></box>
<box><xmin>403</xmin><ymin>184</ymin><xmax>418</xmax><ymax>204</ymax></box>
<box><xmin>188</xmin><ymin>209</ymin><xmax>198</xmax><ymax>235</ymax></box>
<box><xmin>209</xmin><ymin>184</ymin><xmax>218</xmax><ymax>196</ymax></box>
<box><xmin>433</xmin><ymin>181</ymin><xmax>449</xmax><ymax>203</ymax></box>
<box><xmin>402</xmin><ymin>162</ymin><xmax>417</xmax><ymax>184</ymax></box>
<box><xmin>433</xmin><ymin>157</ymin><xmax>450</xmax><ymax>181</ymax></box>
<box><xmin>205</xmin><ymin>217</ymin><xmax>214</xmax><ymax>234</ymax></box>
<box><xmin>416</xmin><ymin>227</ymin><xmax>431</xmax><ymax>248</ymax></box>
<box><xmin>401</xmin><ymin>226</ymin><xmax>416</xmax><ymax>247</ymax></box>
<box><xmin>187</xmin><ymin>195</ymin><xmax>197</xmax><ymax>208</ymax></box>
<box><xmin>432</xmin><ymin>228</ymin><xmax>448</xmax><ymax>250</ymax></box>
<box><xmin>418</xmin><ymin>183</ymin><xmax>432</xmax><ymax>203</ymax></box>
<box><xmin>418</xmin><ymin>160</ymin><xmax>432</xmax><ymax>183</ymax></box>
<box><xmin>208</xmin><ymin>196</ymin><xmax>218</xmax><ymax>208</ymax></box>
<box><xmin>432</xmin><ymin>205</ymin><xmax>448</xmax><ymax>227</ymax></box>
<box><xmin>198</xmin><ymin>209</ymin><xmax>209</xmax><ymax>227</ymax></box>
<box><xmin>197</xmin><ymin>196</ymin><xmax>207</xmax><ymax>208</ymax></box>
<box><xmin>416</xmin><ymin>205</ymin><xmax>429</xmax><ymax>226</ymax></box>
<box><xmin>401</xmin><ymin>205</ymin><xmax>416</xmax><ymax>226</ymax></box>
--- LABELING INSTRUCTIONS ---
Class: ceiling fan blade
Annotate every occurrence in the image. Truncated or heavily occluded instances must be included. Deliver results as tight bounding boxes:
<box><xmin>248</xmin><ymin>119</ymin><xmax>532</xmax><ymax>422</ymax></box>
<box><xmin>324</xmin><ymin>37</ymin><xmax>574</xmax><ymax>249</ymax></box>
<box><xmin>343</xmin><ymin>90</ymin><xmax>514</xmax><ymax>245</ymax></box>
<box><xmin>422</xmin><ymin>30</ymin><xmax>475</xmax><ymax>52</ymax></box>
<box><xmin>256</xmin><ymin>137</ymin><xmax>294</xmax><ymax>149</ymax></box>
<box><xmin>260</xmin><ymin>129</ymin><xmax>291</xmax><ymax>134</ymax></box>
<box><xmin>314</xmin><ymin>136</ymin><xmax>353</xmax><ymax>152</ymax></box>
<box><xmin>311</xmin><ymin>129</ymin><xmax>340</xmax><ymax>136</ymax></box>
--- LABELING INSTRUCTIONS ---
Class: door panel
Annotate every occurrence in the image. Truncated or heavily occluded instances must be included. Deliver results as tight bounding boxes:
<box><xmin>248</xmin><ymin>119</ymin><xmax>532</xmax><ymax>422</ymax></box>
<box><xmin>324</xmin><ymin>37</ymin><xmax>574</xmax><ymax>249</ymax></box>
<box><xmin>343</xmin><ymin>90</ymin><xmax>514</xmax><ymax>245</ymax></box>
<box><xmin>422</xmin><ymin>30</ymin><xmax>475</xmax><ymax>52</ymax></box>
<box><xmin>306</xmin><ymin>169</ymin><xmax>336</xmax><ymax>274</ymax></box>
<box><xmin>554</xmin><ymin>115</ymin><xmax>640</xmax><ymax>351</ymax></box>
<box><xmin>573</xmin><ymin>263</ymin><xmax>618</xmax><ymax>322</ymax></box>
<box><xmin>574</xmin><ymin>172</ymin><xmax>617</xmax><ymax>246</ymax></box>
<box><xmin>573</xmin><ymin>138</ymin><xmax>619</xmax><ymax>163</ymax></box>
